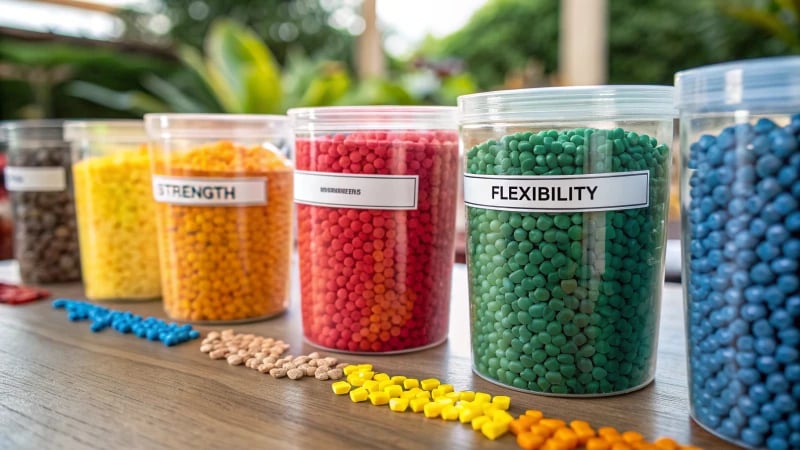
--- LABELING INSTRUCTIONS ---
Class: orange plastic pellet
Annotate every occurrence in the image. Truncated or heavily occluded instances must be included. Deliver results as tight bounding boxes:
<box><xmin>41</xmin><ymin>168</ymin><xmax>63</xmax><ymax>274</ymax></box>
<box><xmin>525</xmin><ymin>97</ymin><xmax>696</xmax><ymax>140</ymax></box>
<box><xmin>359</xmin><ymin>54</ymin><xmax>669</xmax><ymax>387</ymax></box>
<box><xmin>586</xmin><ymin>437</ymin><xmax>612</xmax><ymax>450</ymax></box>
<box><xmin>570</xmin><ymin>420</ymin><xmax>596</xmax><ymax>443</ymax></box>
<box><xmin>525</xmin><ymin>410</ymin><xmax>545</xmax><ymax>421</ymax></box>
<box><xmin>517</xmin><ymin>431</ymin><xmax>546</xmax><ymax>450</ymax></box>
<box><xmin>529</xmin><ymin>424</ymin><xmax>555</xmax><ymax>439</ymax></box>
<box><xmin>611</xmin><ymin>442</ymin><xmax>634</xmax><ymax>450</ymax></box>
<box><xmin>653</xmin><ymin>437</ymin><xmax>679</xmax><ymax>450</ymax></box>
<box><xmin>622</xmin><ymin>431</ymin><xmax>645</xmax><ymax>444</ymax></box>
<box><xmin>552</xmin><ymin>428</ymin><xmax>579</xmax><ymax>448</ymax></box>
<box><xmin>598</xmin><ymin>427</ymin><xmax>623</xmax><ymax>442</ymax></box>
<box><xmin>538</xmin><ymin>419</ymin><xmax>567</xmax><ymax>431</ymax></box>
<box><xmin>509</xmin><ymin>415</ymin><xmax>539</xmax><ymax>435</ymax></box>
<box><xmin>152</xmin><ymin>140</ymin><xmax>293</xmax><ymax>322</ymax></box>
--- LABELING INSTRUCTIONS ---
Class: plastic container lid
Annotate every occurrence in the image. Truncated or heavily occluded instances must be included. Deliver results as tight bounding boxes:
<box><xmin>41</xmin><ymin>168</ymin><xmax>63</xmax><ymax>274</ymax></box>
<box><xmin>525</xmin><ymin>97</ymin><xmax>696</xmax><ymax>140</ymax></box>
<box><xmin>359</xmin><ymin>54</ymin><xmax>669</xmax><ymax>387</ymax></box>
<box><xmin>458</xmin><ymin>86</ymin><xmax>675</xmax><ymax>124</ymax></box>
<box><xmin>63</xmin><ymin>120</ymin><xmax>145</xmax><ymax>143</ymax></box>
<box><xmin>144</xmin><ymin>114</ymin><xmax>288</xmax><ymax>140</ymax></box>
<box><xmin>0</xmin><ymin>120</ymin><xmax>65</xmax><ymax>143</ymax></box>
<box><xmin>288</xmin><ymin>106</ymin><xmax>457</xmax><ymax>132</ymax></box>
<box><xmin>675</xmin><ymin>56</ymin><xmax>800</xmax><ymax>112</ymax></box>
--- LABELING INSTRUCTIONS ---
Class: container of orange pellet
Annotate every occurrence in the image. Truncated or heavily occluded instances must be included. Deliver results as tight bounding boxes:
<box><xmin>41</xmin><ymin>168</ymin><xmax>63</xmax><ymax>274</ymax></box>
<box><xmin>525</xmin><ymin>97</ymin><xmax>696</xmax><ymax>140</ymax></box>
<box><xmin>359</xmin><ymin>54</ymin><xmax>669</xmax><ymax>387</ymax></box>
<box><xmin>144</xmin><ymin>114</ymin><xmax>293</xmax><ymax>322</ymax></box>
<box><xmin>65</xmin><ymin>120</ymin><xmax>161</xmax><ymax>301</ymax></box>
<box><xmin>288</xmin><ymin>106</ymin><xmax>459</xmax><ymax>353</ymax></box>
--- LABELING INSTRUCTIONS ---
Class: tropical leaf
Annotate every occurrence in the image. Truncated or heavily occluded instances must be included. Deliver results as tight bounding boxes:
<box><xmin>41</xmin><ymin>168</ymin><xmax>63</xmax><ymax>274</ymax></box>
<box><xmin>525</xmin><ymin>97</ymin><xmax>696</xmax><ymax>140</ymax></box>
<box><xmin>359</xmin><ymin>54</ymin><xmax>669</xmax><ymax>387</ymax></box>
<box><xmin>140</xmin><ymin>74</ymin><xmax>209</xmax><ymax>113</ymax></box>
<box><xmin>66</xmin><ymin>80</ymin><xmax>170</xmax><ymax>114</ymax></box>
<box><xmin>178</xmin><ymin>45</ymin><xmax>242</xmax><ymax>113</ymax></box>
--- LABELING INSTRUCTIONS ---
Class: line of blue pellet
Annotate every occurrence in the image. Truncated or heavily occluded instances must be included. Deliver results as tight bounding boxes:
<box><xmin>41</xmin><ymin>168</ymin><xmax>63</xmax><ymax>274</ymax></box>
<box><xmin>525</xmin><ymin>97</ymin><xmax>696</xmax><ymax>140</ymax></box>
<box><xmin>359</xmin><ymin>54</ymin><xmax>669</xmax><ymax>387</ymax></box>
<box><xmin>52</xmin><ymin>299</ymin><xmax>200</xmax><ymax>346</ymax></box>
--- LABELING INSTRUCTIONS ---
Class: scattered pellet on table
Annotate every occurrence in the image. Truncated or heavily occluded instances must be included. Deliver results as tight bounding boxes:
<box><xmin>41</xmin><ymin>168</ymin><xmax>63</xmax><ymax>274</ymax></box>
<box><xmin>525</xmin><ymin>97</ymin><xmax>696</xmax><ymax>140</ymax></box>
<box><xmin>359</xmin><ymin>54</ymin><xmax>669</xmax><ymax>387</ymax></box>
<box><xmin>52</xmin><ymin>299</ymin><xmax>199</xmax><ymax>346</ymax></box>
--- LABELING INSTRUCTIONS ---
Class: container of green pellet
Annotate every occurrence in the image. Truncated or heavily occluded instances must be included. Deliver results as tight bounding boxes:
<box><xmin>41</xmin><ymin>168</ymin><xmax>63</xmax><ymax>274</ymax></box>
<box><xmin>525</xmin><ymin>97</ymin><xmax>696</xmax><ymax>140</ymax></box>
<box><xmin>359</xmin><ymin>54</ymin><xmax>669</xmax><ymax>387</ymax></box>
<box><xmin>458</xmin><ymin>86</ymin><xmax>674</xmax><ymax>396</ymax></box>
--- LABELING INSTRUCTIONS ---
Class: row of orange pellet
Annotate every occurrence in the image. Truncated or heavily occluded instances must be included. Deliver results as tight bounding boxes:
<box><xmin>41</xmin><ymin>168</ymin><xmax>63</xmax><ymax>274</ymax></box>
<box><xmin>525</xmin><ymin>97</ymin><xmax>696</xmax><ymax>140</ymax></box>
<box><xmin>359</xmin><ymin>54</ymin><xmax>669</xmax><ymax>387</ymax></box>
<box><xmin>330</xmin><ymin>364</ymin><xmax>703</xmax><ymax>450</ymax></box>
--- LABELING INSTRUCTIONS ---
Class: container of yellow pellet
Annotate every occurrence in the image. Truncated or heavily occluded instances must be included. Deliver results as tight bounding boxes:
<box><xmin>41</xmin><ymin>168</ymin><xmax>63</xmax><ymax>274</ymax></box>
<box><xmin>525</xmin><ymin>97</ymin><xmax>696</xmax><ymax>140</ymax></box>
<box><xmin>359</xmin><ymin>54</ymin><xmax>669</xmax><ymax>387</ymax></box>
<box><xmin>144</xmin><ymin>114</ymin><xmax>292</xmax><ymax>322</ymax></box>
<box><xmin>65</xmin><ymin>120</ymin><xmax>161</xmax><ymax>301</ymax></box>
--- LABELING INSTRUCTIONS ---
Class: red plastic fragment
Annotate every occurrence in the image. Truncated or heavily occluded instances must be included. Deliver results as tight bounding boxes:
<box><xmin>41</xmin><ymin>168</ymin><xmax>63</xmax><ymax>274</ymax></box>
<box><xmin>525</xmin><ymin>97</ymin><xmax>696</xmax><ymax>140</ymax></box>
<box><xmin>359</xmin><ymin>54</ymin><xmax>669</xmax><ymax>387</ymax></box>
<box><xmin>0</xmin><ymin>282</ymin><xmax>50</xmax><ymax>305</ymax></box>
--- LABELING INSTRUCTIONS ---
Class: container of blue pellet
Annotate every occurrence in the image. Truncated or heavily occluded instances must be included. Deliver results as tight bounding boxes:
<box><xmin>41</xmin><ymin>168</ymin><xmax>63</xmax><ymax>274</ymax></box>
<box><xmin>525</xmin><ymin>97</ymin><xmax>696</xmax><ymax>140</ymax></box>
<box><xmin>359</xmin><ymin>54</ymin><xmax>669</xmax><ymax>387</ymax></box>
<box><xmin>458</xmin><ymin>86</ymin><xmax>674</xmax><ymax>396</ymax></box>
<box><xmin>676</xmin><ymin>57</ymin><xmax>800</xmax><ymax>449</ymax></box>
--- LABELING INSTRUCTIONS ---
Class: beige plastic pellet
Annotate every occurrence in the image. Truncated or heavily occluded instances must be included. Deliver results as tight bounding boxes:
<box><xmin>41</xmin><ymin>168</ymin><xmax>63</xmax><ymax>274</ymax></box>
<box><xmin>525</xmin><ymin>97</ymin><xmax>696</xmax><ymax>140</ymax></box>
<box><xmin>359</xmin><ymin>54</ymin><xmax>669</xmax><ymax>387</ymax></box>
<box><xmin>287</xmin><ymin>368</ymin><xmax>304</xmax><ymax>380</ymax></box>
<box><xmin>206</xmin><ymin>331</ymin><xmax>220</xmax><ymax>340</ymax></box>
<box><xmin>304</xmin><ymin>366</ymin><xmax>316</xmax><ymax>377</ymax></box>
<box><xmin>269</xmin><ymin>368</ymin><xmax>288</xmax><ymax>378</ymax></box>
<box><xmin>227</xmin><ymin>355</ymin><xmax>244</xmax><ymax>366</ymax></box>
<box><xmin>335</xmin><ymin>362</ymin><xmax>349</xmax><ymax>369</ymax></box>
<box><xmin>308</xmin><ymin>352</ymin><xmax>320</xmax><ymax>359</ymax></box>
<box><xmin>327</xmin><ymin>368</ymin><xmax>344</xmax><ymax>380</ymax></box>
<box><xmin>323</xmin><ymin>357</ymin><xmax>338</xmax><ymax>366</ymax></box>
<box><xmin>314</xmin><ymin>366</ymin><xmax>330</xmax><ymax>376</ymax></box>
<box><xmin>200</xmin><ymin>344</ymin><xmax>214</xmax><ymax>353</ymax></box>
<box><xmin>282</xmin><ymin>362</ymin><xmax>297</xmax><ymax>370</ymax></box>
<box><xmin>314</xmin><ymin>372</ymin><xmax>329</xmax><ymax>381</ymax></box>
<box><xmin>209</xmin><ymin>349</ymin><xmax>227</xmax><ymax>360</ymax></box>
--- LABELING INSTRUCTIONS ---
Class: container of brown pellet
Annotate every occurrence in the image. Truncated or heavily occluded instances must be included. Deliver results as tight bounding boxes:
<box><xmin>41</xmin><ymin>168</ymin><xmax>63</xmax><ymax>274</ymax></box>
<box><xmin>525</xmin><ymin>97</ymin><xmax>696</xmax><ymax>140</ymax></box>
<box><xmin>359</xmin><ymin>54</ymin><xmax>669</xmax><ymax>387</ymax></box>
<box><xmin>145</xmin><ymin>114</ymin><xmax>293</xmax><ymax>323</ymax></box>
<box><xmin>288</xmin><ymin>106</ymin><xmax>459</xmax><ymax>353</ymax></box>
<box><xmin>0</xmin><ymin>120</ymin><xmax>80</xmax><ymax>284</ymax></box>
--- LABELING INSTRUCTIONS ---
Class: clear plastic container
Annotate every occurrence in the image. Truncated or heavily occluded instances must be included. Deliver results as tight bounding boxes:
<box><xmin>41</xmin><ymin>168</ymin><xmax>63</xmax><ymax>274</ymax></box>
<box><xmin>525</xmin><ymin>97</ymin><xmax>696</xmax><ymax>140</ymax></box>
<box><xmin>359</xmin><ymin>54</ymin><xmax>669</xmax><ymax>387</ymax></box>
<box><xmin>64</xmin><ymin>120</ymin><xmax>161</xmax><ymax>300</ymax></box>
<box><xmin>144</xmin><ymin>114</ymin><xmax>293</xmax><ymax>322</ymax></box>
<box><xmin>458</xmin><ymin>86</ymin><xmax>674</xmax><ymax>396</ymax></box>
<box><xmin>0</xmin><ymin>143</ymin><xmax>12</xmax><ymax>260</ymax></box>
<box><xmin>676</xmin><ymin>57</ymin><xmax>800</xmax><ymax>449</ymax></box>
<box><xmin>0</xmin><ymin>120</ymin><xmax>80</xmax><ymax>283</ymax></box>
<box><xmin>288</xmin><ymin>106</ymin><xmax>459</xmax><ymax>353</ymax></box>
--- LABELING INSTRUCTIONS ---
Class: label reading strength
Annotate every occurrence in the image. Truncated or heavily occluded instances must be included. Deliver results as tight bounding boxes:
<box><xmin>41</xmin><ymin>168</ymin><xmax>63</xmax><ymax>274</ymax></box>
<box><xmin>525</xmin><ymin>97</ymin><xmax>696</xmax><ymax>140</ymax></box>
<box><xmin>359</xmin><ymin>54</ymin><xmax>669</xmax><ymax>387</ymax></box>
<box><xmin>152</xmin><ymin>175</ymin><xmax>267</xmax><ymax>206</ymax></box>
<box><xmin>294</xmin><ymin>171</ymin><xmax>419</xmax><ymax>210</ymax></box>
<box><xmin>464</xmin><ymin>171</ymin><xmax>650</xmax><ymax>212</ymax></box>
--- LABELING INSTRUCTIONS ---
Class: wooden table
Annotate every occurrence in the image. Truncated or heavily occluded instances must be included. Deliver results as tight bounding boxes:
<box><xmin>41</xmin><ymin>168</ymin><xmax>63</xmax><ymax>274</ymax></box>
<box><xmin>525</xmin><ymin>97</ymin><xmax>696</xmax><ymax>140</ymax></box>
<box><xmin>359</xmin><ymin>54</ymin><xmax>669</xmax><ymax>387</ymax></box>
<box><xmin>0</xmin><ymin>264</ymin><xmax>737</xmax><ymax>449</ymax></box>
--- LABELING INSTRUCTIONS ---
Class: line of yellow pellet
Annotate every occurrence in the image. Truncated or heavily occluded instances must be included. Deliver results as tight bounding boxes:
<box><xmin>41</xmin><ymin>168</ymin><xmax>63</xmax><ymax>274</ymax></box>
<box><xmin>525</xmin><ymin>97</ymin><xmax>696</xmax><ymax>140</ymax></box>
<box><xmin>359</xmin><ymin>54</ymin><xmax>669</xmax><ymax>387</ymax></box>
<box><xmin>331</xmin><ymin>365</ymin><xmax>703</xmax><ymax>450</ymax></box>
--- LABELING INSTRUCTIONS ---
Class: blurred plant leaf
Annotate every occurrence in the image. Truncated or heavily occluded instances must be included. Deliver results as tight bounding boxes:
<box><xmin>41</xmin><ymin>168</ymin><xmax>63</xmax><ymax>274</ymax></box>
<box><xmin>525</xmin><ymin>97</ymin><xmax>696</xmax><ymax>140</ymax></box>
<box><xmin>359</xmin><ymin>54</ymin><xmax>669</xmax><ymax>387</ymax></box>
<box><xmin>439</xmin><ymin>73</ymin><xmax>477</xmax><ymax>105</ymax></box>
<box><xmin>140</xmin><ymin>74</ymin><xmax>209</xmax><ymax>112</ymax></box>
<box><xmin>66</xmin><ymin>80</ymin><xmax>169</xmax><ymax>114</ymax></box>
<box><xmin>205</xmin><ymin>18</ymin><xmax>283</xmax><ymax>113</ymax></box>
<box><xmin>723</xmin><ymin>4</ymin><xmax>800</xmax><ymax>50</ymax></box>
<box><xmin>178</xmin><ymin>45</ymin><xmax>241</xmax><ymax>112</ymax></box>
<box><xmin>336</xmin><ymin>78</ymin><xmax>416</xmax><ymax>106</ymax></box>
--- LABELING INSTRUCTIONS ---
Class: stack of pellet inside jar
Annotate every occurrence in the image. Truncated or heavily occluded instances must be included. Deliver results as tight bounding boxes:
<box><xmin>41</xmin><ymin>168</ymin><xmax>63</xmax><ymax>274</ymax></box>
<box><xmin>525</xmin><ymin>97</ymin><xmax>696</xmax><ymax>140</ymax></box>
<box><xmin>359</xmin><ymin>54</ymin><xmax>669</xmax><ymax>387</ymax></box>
<box><xmin>458</xmin><ymin>87</ymin><xmax>674</xmax><ymax>396</ymax></box>
<box><xmin>676</xmin><ymin>57</ymin><xmax>800</xmax><ymax>449</ymax></box>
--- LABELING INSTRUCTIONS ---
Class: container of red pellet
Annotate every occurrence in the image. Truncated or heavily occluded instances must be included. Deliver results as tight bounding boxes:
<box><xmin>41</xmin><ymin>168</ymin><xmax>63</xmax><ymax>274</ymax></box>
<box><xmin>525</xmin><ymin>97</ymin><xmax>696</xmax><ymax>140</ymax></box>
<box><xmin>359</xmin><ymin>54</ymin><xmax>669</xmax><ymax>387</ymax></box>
<box><xmin>288</xmin><ymin>106</ymin><xmax>459</xmax><ymax>353</ymax></box>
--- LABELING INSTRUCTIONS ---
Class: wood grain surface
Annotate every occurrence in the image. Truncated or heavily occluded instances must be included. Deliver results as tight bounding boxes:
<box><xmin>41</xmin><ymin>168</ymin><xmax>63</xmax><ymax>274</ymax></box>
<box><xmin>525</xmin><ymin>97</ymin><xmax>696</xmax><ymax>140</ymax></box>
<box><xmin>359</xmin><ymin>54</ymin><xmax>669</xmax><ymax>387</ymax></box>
<box><xmin>0</xmin><ymin>264</ymin><xmax>738</xmax><ymax>450</ymax></box>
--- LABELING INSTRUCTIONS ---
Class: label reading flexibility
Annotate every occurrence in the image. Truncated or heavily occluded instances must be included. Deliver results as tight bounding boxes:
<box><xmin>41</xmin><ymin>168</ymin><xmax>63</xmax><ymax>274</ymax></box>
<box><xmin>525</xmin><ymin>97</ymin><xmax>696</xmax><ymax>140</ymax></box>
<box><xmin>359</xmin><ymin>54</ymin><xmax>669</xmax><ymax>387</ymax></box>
<box><xmin>4</xmin><ymin>166</ymin><xmax>67</xmax><ymax>192</ymax></box>
<box><xmin>464</xmin><ymin>171</ymin><xmax>650</xmax><ymax>212</ymax></box>
<box><xmin>152</xmin><ymin>175</ymin><xmax>267</xmax><ymax>206</ymax></box>
<box><xmin>294</xmin><ymin>171</ymin><xmax>419</xmax><ymax>210</ymax></box>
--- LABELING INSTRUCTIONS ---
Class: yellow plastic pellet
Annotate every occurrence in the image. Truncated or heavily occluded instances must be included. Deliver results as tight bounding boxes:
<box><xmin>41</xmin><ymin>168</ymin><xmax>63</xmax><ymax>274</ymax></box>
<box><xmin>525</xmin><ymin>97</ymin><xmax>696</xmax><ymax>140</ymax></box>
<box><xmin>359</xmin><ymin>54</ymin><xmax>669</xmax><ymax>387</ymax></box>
<box><xmin>348</xmin><ymin>374</ymin><xmax>366</xmax><ymax>387</ymax></box>
<box><xmin>349</xmin><ymin>387</ymin><xmax>369</xmax><ymax>403</ymax></box>
<box><xmin>331</xmin><ymin>381</ymin><xmax>351</xmax><ymax>395</ymax></box>
<box><xmin>445</xmin><ymin>392</ymin><xmax>461</xmax><ymax>401</ymax></box>
<box><xmin>472</xmin><ymin>415</ymin><xmax>492</xmax><ymax>431</ymax></box>
<box><xmin>388</xmin><ymin>397</ymin><xmax>409</xmax><ymax>412</ymax></box>
<box><xmin>459</xmin><ymin>391</ymin><xmax>476</xmax><ymax>402</ymax></box>
<box><xmin>409</xmin><ymin>397</ymin><xmax>429</xmax><ymax>413</ymax></box>
<box><xmin>368</xmin><ymin>391</ymin><xmax>390</xmax><ymax>406</ymax></box>
<box><xmin>491</xmin><ymin>395</ymin><xmax>511</xmax><ymax>410</ymax></box>
<box><xmin>378</xmin><ymin>380</ymin><xmax>394</xmax><ymax>391</ymax></box>
<box><xmin>431</xmin><ymin>387</ymin><xmax>445</xmax><ymax>399</ymax></box>
<box><xmin>438</xmin><ymin>383</ymin><xmax>454</xmax><ymax>394</ymax></box>
<box><xmin>358</xmin><ymin>371</ymin><xmax>375</xmax><ymax>381</ymax></box>
<box><xmin>390</xmin><ymin>375</ymin><xmax>406</xmax><ymax>385</ymax></box>
<box><xmin>435</xmin><ymin>397</ymin><xmax>454</xmax><ymax>407</ymax></box>
<box><xmin>441</xmin><ymin>404</ymin><xmax>460</xmax><ymax>421</ymax></box>
<box><xmin>420</xmin><ymin>378</ymin><xmax>440</xmax><ymax>391</ymax></box>
<box><xmin>458</xmin><ymin>405</ymin><xmax>483</xmax><ymax>424</ymax></box>
<box><xmin>473</xmin><ymin>392</ymin><xmax>492</xmax><ymax>403</ymax></box>
<box><xmin>373</xmin><ymin>372</ymin><xmax>390</xmax><ymax>382</ymax></box>
<box><xmin>403</xmin><ymin>378</ymin><xmax>420</xmax><ymax>390</ymax></box>
<box><xmin>491</xmin><ymin>409</ymin><xmax>515</xmax><ymax>425</ymax></box>
<box><xmin>401</xmin><ymin>390</ymin><xmax>417</xmax><ymax>400</ymax></box>
<box><xmin>415</xmin><ymin>391</ymin><xmax>431</xmax><ymax>400</ymax></box>
<box><xmin>423</xmin><ymin>401</ymin><xmax>443</xmax><ymax>418</ymax></box>
<box><xmin>356</xmin><ymin>363</ymin><xmax>373</xmax><ymax>372</ymax></box>
<box><xmin>362</xmin><ymin>380</ymin><xmax>380</xmax><ymax>393</ymax></box>
<box><xmin>481</xmin><ymin>420</ymin><xmax>509</xmax><ymax>440</ymax></box>
<box><xmin>384</xmin><ymin>385</ymin><xmax>403</xmax><ymax>398</ymax></box>
<box><xmin>343</xmin><ymin>365</ymin><xmax>359</xmax><ymax>376</ymax></box>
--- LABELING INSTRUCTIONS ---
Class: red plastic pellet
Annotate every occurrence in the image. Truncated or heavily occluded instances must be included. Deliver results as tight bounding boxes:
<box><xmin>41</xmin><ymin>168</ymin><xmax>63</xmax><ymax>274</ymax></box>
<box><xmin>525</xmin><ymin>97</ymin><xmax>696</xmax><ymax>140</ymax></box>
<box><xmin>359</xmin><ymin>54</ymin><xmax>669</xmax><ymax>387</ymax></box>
<box><xmin>0</xmin><ymin>282</ymin><xmax>49</xmax><ymax>305</ymax></box>
<box><xmin>296</xmin><ymin>130</ymin><xmax>459</xmax><ymax>352</ymax></box>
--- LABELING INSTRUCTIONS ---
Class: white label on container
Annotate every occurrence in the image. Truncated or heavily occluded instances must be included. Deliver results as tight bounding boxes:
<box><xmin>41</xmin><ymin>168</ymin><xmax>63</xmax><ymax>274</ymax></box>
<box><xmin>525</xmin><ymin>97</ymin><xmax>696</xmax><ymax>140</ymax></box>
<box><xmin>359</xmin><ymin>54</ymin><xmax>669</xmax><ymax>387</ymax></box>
<box><xmin>152</xmin><ymin>175</ymin><xmax>266</xmax><ymax>206</ymax></box>
<box><xmin>4</xmin><ymin>166</ymin><xmax>66</xmax><ymax>192</ymax></box>
<box><xmin>464</xmin><ymin>171</ymin><xmax>650</xmax><ymax>212</ymax></box>
<box><xmin>294</xmin><ymin>171</ymin><xmax>418</xmax><ymax>210</ymax></box>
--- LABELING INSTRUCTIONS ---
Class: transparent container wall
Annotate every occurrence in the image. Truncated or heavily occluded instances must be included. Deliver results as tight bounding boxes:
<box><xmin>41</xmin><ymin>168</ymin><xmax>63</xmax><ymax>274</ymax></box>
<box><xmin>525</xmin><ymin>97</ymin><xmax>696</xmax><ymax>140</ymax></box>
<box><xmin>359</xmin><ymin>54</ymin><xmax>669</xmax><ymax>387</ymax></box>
<box><xmin>680</xmin><ymin>111</ymin><xmax>800</xmax><ymax>449</ymax></box>
<box><xmin>292</xmin><ymin>122</ymin><xmax>459</xmax><ymax>353</ymax></box>
<box><xmin>67</xmin><ymin>121</ymin><xmax>161</xmax><ymax>300</ymax></box>
<box><xmin>462</xmin><ymin>119</ymin><xmax>672</xmax><ymax>396</ymax></box>
<box><xmin>146</xmin><ymin>115</ymin><xmax>293</xmax><ymax>322</ymax></box>
<box><xmin>0</xmin><ymin>142</ymin><xmax>12</xmax><ymax>260</ymax></box>
<box><xmin>2</xmin><ymin>121</ymin><xmax>80</xmax><ymax>284</ymax></box>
